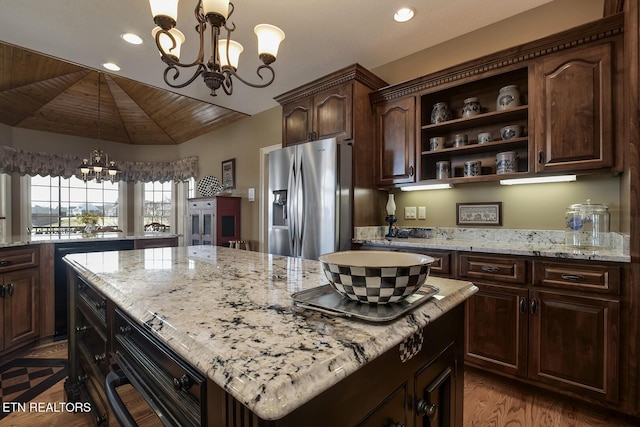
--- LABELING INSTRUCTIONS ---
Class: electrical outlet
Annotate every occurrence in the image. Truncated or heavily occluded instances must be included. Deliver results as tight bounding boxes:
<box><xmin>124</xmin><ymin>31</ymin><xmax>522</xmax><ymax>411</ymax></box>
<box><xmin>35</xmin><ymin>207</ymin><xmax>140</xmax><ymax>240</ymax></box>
<box><xmin>418</xmin><ymin>206</ymin><xmax>426</xmax><ymax>219</ymax></box>
<box><xmin>405</xmin><ymin>206</ymin><xmax>417</xmax><ymax>219</ymax></box>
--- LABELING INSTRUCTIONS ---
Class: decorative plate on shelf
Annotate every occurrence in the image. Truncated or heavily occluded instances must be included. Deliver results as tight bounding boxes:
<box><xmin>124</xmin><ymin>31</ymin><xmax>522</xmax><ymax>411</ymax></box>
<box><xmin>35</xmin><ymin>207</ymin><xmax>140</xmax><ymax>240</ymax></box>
<box><xmin>197</xmin><ymin>176</ymin><xmax>223</xmax><ymax>197</ymax></box>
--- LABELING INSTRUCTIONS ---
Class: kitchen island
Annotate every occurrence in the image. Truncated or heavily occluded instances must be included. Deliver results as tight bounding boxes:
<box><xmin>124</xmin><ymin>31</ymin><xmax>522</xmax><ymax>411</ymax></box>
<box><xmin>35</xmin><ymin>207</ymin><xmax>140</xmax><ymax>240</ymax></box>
<box><xmin>63</xmin><ymin>245</ymin><xmax>477</xmax><ymax>426</ymax></box>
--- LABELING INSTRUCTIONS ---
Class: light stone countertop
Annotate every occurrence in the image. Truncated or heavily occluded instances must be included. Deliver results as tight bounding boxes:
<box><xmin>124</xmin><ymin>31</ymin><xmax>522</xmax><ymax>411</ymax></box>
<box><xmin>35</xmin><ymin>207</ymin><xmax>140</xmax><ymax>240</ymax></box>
<box><xmin>63</xmin><ymin>245</ymin><xmax>477</xmax><ymax>421</ymax></box>
<box><xmin>354</xmin><ymin>227</ymin><xmax>630</xmax><ymax>263</ymax></box>
<box><xmin>0</xmin><ymin>232</ymin><xmax>179</xmax><ymax>248</ymax></box>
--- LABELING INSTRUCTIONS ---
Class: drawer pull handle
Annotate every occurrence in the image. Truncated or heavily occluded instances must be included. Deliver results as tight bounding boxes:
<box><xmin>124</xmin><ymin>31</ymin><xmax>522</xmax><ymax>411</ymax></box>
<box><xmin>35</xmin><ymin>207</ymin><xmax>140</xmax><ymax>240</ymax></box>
<box><xmin>0</xmin><ymin>285</ymin><xmax>4</xmax><ymax>298</ymax></box>
<box><xmin>530</xmin><ymin>298</ymin><xmax>538</xmax><ymax>315</ymax></box>
<box><xmin>561</xmin><ymin>274</ymin><xmax>584</xmax><ymax>282</ymax></box>
<box><xmin>519</xmin><ymin>297</ymin><xmax>527</xmax><ymax>313</ymax></box>
<box><xmin>172</xmin><ymin>374</ymin><xmax>193</xmax><ymax>392</ymax></box>
<box><xmin>416</xmin><ymin>399</ymin><xmax>437</xmax><ymax>419</ymax></box>
<box><xmin>6</xmin><ymin>283</ymin><xmax>13</xmax><ymax>297</ymax></box>
<box><xmin>94</xmin><ymin>353</ymin><xmax>107</xmax><ymax>364</ymax></box>
<box><xmin>118</xmin><ymin>325</ymin><xmax>132</xmax><ymax>336</ymax></box>
<box><xmin>77</xmin><ymin>374</ymin><xmax>88</xmax><ymax>384</ymax></box>
<box><xmin>481</xmin><ymin>265</ymin><xmax>500</xmax><ymax>273</ymax></box>
<box><xmin>0</xmin><ymin>259</ymin><xmax>12</xmax><ymax>267</ymax></box>
<box><xmin>95</xmin><ymin>300</ymin><xmax>106</xmax><ymax>311</ymax></box>
<box><xmin>76</xmin><ymin>325</ymin><xmax>89</xmax><ymax>334</ymax></box>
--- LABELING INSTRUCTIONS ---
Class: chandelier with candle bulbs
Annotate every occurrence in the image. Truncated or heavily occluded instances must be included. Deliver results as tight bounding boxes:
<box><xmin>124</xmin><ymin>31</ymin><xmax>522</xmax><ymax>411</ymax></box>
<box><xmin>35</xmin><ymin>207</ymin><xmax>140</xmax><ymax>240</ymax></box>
<box><xmin>148</xmin><ymin>0</ymin><xmax>285</xmax><ymax>96</ymax></box>
<box><xmin>78</xmin><ymin>73</ymin><xmax>120</xmax><ymax>183</ymax></box>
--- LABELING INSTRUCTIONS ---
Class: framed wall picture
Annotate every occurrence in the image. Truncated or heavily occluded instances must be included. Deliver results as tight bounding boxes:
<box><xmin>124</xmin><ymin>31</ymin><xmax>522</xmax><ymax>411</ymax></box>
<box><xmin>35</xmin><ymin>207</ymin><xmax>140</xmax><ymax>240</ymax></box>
<box><xmin>222</xmin><ymin>158</ymin><xmax>236</xmax><ymax>190</ymax></box>
<box><xmin>456</xmin><ymin>202</ymin><xmax>502</xmax><ymax>226</ymax></box>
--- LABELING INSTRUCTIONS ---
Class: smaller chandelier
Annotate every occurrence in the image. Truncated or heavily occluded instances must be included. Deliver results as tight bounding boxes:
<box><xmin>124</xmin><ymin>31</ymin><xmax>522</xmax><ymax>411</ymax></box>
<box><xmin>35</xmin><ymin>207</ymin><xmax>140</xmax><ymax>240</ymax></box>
<box><xmin>80</xmin><ymin>150</ymin><xmax>120</xmax><ymax>183</ymax></box>
<box><xmin>78</xmin><ymin>73</ymin><xmax>121</xmax><ymax>183</ymax></box>
<box><xmin>149</xmin><ymin>0</ymin><xmax>285</xmax><ymax>96</ymax></box>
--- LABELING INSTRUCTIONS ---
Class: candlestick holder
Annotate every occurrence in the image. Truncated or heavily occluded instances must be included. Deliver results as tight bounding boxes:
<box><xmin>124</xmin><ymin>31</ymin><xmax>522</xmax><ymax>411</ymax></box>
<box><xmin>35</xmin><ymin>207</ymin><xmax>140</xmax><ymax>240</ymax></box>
<box><xmin>385</xmin><ymin>214</ymin><xmax>397</xmax><ymax>239</ymax></box>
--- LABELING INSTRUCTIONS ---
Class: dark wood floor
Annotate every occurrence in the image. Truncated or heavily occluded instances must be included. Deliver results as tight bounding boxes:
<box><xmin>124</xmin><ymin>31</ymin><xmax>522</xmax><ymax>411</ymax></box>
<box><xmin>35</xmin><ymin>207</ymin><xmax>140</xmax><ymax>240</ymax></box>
<box><xmin>2</xmin><ymin>341</ymin><xmax>639</xmax><ymax>426</ymax></box>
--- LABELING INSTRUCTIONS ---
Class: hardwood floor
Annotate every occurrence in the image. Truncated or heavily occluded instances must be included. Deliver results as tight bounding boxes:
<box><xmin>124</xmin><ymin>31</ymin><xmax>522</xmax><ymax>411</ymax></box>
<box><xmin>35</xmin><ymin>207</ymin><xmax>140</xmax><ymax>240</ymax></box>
<box><xmin>1</xmin><ymin>341</ymin><xmax>161</xmax><ymax>426</ymax></box>
<box><xmin>2</xmin><ymin>342</ymin><xmax>639</xmax><ymax>426</ymax></box>
<box><xmin>464</xmin><ymin>367</ymin><xmax>639</xmax><ymax>427</ymax></box>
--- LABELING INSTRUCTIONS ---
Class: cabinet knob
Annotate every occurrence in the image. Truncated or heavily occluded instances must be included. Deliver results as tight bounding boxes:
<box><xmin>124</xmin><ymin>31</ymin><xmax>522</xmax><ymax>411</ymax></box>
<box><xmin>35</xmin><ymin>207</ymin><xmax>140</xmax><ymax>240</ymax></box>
<box><xmin>0</xmin><ymin>259</ymin><xmax>12</xmax><ymax>267</ymax></box>
<box><xmin>416</xmin><ymin>399</ymin><xmax>437</xmax><ymax>419</ymax></box>
<box><xmin>172</xmin><ymin>374</ymin><xmax>193</xmax><ymax>392</ymax></box>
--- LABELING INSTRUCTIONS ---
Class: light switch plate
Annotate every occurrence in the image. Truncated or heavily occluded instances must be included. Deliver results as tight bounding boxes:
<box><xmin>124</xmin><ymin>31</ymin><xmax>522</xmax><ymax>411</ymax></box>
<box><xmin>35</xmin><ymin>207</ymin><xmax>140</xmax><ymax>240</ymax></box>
<box><xmin>418</xmin><ymin>206</ymin><xmax>426</xmax><ymax>219</ymax></box>
<box><xmin>248</xmin><ymin>187</ymin><xmax>255</xmax><ymax>202</ymax></box>
<box><xmin>405</xmin><ymin>206</ymin><xmax>417</xmax><ymax>219</ymax></box>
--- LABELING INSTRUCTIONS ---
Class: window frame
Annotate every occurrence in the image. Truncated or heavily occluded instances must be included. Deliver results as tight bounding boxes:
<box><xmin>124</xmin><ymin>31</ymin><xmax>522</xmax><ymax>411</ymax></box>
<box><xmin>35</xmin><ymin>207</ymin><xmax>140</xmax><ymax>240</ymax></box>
<box><xmin>25</xmin><ymin>174</ymin><xmax>125</xmax><ymax>235</ymax></box>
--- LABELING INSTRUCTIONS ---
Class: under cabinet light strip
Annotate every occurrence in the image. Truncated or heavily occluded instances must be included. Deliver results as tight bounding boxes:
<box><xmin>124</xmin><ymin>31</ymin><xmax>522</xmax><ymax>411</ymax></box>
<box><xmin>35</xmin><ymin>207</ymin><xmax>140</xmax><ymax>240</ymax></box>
<box><xmin>499</xmin><ymin>175</ymin><xmax>577</xmax><ymax>185</ymax></box>
<box><xmin>401</xmin><ymin>184</ymin><xmax>453</xmax><ymax>191</ymax></box>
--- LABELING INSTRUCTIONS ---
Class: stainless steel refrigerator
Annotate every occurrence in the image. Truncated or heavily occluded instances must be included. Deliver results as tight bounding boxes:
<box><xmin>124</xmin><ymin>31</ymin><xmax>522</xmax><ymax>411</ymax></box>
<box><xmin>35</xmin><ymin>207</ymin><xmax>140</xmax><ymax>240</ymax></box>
<box><xmin>268</xmin><ymin>138</ymin><xmax>352</xmax><ymax>260</ymax></box>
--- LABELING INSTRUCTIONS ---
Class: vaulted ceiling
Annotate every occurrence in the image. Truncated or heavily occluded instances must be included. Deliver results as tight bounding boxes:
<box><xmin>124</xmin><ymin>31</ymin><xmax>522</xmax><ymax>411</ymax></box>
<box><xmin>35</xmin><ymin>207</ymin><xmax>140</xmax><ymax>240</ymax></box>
<box><xmin>0</xmin><ymin>43</ymin><xmax>246</xmax><ymax>145</ymax></box>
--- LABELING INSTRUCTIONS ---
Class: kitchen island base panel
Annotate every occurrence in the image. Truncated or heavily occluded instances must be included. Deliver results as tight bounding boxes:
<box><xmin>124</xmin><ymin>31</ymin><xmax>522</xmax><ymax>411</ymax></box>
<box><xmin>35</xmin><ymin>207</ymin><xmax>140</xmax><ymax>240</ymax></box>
<box><xmin>207</xmin><ymin>304</ymin><xmax>465</xmax><ymax>427</ymax></box>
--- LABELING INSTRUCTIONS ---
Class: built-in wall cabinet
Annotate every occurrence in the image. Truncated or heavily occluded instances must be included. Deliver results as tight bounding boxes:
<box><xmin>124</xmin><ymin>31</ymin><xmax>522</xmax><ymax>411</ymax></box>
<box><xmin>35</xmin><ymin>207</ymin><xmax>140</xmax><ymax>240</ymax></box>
<box><xmin>370</xmin><ymin>14</ymin><xmax>624</xmax><ymax>188</ymax></box>
<box><xmin>187</xmin><ymin>197</ymin><xmax>241</xmax><ymax>247</ymax></box>
<box><xmin>275</xmin><ymin>64</ymin><xmax>388</xmax><ymax>227</ymax></box>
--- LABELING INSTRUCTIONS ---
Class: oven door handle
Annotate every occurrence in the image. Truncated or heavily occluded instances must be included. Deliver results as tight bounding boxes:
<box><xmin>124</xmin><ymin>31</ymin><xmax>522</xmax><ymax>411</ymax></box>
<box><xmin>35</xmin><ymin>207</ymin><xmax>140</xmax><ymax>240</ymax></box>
<box><xmin>105</xmin><ymin>370</ymin><xmax>139</xmax><ymax>427</ymax></box>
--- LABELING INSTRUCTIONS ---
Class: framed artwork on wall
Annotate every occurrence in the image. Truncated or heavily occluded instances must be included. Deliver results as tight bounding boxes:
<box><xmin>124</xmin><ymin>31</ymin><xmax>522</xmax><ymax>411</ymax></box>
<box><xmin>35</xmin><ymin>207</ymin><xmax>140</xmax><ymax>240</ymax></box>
<box><xmin>456</xmin><ymin>202</ymin><xmax>502</xmax><ymax>226</ymax></box>
<box><xmin>222</xmin><ymin>158</ymin><xmax>236</xmax><ymax>190</ymax></box>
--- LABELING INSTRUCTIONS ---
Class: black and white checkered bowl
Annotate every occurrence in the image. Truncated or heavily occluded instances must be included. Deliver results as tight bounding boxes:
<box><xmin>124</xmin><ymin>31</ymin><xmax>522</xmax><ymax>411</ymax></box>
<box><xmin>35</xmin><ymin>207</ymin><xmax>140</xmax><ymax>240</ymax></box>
<box><xmin>318</xmin><ymin>251</ymin><xmax>434</xmax><ymax>304</ymax></box>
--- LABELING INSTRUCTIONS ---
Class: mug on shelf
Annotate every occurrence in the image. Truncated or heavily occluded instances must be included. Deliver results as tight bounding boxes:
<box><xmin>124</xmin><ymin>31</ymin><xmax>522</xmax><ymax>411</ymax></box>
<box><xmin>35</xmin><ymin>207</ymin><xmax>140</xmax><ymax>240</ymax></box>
<box><xmin>464</xmin><ymin>161</ymin><xmax>481</xmax><ymax>177</ymax></box>
<box><xmin>496</xmin><ymin>151</ymin><xmax>518</xmax><ymax>174</ymax></box>
<box><xmin>453</xmin><ymin>134</ymin><xmax>468</xmax><ymax>147</ymax></box>
<box><xmin>436</xmin><ymin>161</ymin><xmax>451</xmax><ymax>179</ymax></box>
<box><xmin>477</xmin><ymin>132</ymin><xmax>492</xmax><ymax>144</ymax></box>
<box><xmin>429</xmin><ymin>136</ymin><xmax>446</xmax><ymax>151</ymax></box>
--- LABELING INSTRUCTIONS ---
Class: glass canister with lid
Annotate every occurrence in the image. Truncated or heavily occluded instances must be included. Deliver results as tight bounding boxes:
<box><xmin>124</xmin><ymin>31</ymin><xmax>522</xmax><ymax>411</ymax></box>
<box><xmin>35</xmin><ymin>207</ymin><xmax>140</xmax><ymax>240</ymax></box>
<box><xmin>565</xmin><ymin>199</ymin><xmax>610</xmax><ymax>248</ymax></box>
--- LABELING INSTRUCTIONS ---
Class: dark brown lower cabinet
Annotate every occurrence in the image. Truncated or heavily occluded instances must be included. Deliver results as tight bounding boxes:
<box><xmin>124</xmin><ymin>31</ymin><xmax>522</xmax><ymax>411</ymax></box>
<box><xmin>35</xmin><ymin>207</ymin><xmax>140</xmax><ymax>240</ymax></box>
<box><xmin>528</xmin><ymin>290</ymin><xmax>619</xmax><ymax>404</ymax></box>
<box><xmin>413</xmin><ymin>344</ymin><xmax>457</xmax><ymax>427</ymax></box>
<box><xmin>465</xmin><ymin>282</ymin><xmax>528</xmax><ymax>377</ymax></box>
<box><xmin>463</xmin><ymin>254</ymin><xmax>621</xmax><ymax>406</ymax></box>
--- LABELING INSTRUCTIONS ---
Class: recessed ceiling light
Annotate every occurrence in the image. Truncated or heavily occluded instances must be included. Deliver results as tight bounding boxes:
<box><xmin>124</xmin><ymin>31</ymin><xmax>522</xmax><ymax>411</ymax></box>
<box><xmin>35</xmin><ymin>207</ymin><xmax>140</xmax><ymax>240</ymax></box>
<box><xmin>394</xmin><ymin>7</ymin><xmax>415</xmax><ymax>23</ymax></box>
<box><xmin>121</xmin><ymin>32</ymin><xmax>143</xmax><ymax>45</ymax></box>
<box><xmin>102</xmin><ymin>62</ymin><xmax>121</xmax><ymax>71</ymax></box>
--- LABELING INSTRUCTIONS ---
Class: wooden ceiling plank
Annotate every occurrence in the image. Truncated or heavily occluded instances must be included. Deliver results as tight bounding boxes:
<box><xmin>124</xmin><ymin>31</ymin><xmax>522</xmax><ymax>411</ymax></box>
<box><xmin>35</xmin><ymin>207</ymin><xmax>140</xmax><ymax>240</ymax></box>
<box><xmin>1</xmin><ymin>42</ymin><xmax>248</xmax><ymax>145</ymax></box>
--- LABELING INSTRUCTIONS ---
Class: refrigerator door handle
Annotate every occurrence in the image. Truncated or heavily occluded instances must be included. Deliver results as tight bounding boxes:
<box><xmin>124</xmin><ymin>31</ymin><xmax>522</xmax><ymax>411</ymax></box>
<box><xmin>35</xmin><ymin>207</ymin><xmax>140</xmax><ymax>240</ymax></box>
<box><xmin>287</xmin><ymin>154</ymin><xmax>296</xmax><ymax>255</ymax></box>
<box><xmin>297</xmin><ymin>158</ymin><xmax>305</xmax><ymax>250</ymax></box>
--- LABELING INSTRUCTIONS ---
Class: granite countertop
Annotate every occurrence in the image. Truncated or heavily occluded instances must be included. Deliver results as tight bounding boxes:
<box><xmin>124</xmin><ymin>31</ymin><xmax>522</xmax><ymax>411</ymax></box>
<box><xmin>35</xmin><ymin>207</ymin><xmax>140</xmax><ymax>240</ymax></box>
<box><xmin>0</xmin><ymin>232</ymin><xmax>180</xmax><ymax>248</ymax></box>
<box><xmin>354</xmin><ymin>227</ymin><xmax>630</xmax><ymax>263</ymax></box>
<box><xmin>63</xmin><ymin>245</ymin><xmax>477</xmax><ymax>421</ymax></box>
